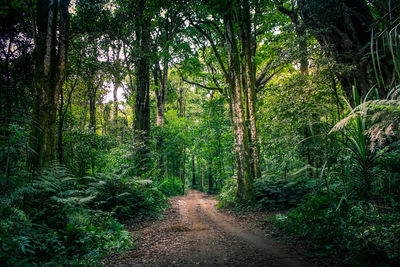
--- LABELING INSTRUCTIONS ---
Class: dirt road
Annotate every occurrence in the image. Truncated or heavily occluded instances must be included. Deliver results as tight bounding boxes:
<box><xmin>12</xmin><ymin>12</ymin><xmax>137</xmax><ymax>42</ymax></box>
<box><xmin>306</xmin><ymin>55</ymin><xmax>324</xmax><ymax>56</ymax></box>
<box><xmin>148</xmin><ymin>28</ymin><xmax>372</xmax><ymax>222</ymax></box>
<box><xmin>105</xmin><ymin>190</ymin><xmax>306</xmax><ymax>267</ymax></box>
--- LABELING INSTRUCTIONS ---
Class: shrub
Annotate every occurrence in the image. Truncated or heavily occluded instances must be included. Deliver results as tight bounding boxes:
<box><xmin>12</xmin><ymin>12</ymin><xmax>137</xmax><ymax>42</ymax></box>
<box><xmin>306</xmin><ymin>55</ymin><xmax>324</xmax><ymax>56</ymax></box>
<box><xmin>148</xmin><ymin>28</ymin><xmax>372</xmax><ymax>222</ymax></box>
<box><xmin>274</xmin><ymin>193</ymin><xmax>400</xmax><ymax>265</ymax></box>
<box><xmin>217</xmin><ymin>176</ymin><xmax>237</xmax><ymax>208</ymax></box>
<box><xmin>86</xmin><ymin>173</ymin><xmax>167</xmax><ymax>221</ymax></box>
<box><xmin>255</xmin><ymin>177</ymin><xmax>311</xmax><ymax>210</ymax></box>
<box><xmin>0</xmin><ymin>167</ymin><xmax>136</xmax><ymax>266</ymax></box>
<box><xmin>156</xmin><ymin>177</ymin><xmax>184</xmax><ymax>197</ymax></box>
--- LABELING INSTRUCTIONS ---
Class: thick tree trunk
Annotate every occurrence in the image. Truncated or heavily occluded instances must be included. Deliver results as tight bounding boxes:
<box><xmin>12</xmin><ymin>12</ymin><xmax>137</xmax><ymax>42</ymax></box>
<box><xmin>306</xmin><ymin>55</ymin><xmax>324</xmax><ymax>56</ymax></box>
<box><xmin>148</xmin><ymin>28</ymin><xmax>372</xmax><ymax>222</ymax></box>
<box><xmin>229</xmin><ymin>79</ymin><xmax>255</xmax><ymax>203</ymax></box>
<box><xmin>298</xmin><ymin>0</ymin><xmax>394</xmax><ymax>102</ymax></box>
<box><xmin>242</xmin><ymin>0</ymin><xmax>261</xmax><ymax>180</ymax></box>
<box><xmin>134</xmin><ymin>0</ymin><xmax>151</xmax><ymax>174</ymax></box>
<box><xmin>134</xmin><ymin>2</ymin><xmax>150</xmax><ymax>135</ymax></box>
<box><xmin>224</xmin><ymin>9</ymin><xmax>255</xmax><ymax>204</ymax></box>
<box><xmin>29</xmin><ymin>0</ymin><xmax>70</xmax><ymax>170</ymax></box>
<box><xmin>1</xmin><ymin>37</ymin><xmax>13</xmax><ymax>183</ymax></box>
<box><xmin>57</xmin><ymin>95</ymin><xmax>64</xmax><ymax>164</ymax></box>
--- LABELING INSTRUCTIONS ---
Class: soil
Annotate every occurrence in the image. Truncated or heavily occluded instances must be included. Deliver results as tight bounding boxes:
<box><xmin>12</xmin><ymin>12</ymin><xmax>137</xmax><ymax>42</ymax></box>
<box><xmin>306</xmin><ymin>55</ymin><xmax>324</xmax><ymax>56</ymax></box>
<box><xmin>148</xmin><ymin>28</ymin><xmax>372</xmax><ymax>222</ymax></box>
<box><xmin>103</xmin><ymin>190</ymin><xmax>340</xmax><ymax>267</ymax></box>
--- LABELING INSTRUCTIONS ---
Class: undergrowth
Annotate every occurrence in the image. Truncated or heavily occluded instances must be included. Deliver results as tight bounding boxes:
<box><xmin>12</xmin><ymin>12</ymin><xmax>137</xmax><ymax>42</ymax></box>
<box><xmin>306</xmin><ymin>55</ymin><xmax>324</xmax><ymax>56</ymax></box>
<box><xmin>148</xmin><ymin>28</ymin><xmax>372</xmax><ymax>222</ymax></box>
<box><xmin>272</xmin><ymin>194</ymin><xmax>400</xmax><ymax>266</ymax></box>
<box><xmin>0</xmin><ymin>166</ymin><xmax>168</xmax><ymax>266</ymax></box>
<box><xmin>218</xmin><ymin>175</ymin><xmax>311</xmax><ymax>211</ymax></box>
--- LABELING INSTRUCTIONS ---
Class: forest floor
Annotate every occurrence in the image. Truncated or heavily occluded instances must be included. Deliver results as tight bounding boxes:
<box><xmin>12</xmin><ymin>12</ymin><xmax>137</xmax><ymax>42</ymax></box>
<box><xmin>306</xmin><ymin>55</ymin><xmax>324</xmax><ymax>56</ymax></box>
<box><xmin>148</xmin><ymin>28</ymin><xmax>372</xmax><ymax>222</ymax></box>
<box><xmin>103</xmin><ymin>190</ymin><xmax>340</xmax><ymax>267</ymax></box>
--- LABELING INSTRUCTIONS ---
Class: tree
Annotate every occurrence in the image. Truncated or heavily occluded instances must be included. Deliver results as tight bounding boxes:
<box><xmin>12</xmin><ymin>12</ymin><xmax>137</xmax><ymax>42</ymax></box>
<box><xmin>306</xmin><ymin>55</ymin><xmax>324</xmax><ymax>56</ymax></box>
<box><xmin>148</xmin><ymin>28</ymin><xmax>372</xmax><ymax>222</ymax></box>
<box><xmin>298</xmin><ymin>0</ymin><xmax>398</xmax><ymax>102</ymax></box>
<box><xmin>187</xmin><ymin>0</ymin><xmax>258</xmax><ymax>203</ymax></box>
<box><xmin>152</xmin><ymin>3</ymin><xmax>185</xmax><ymax>127</ymax></box>
<box><xmin>133</xmin><ymin>0</ymin><xmax>153</xmax><ymax>174</ymax></box>
<box><xmin>29</xmin><ymin>0</ymin><xmax>70</xmax><ymax>170</ymax></box>
<box><xmin>273</xmin><ymin>0</ymin><xmax>309</xmax><ymax>74</ymax></box>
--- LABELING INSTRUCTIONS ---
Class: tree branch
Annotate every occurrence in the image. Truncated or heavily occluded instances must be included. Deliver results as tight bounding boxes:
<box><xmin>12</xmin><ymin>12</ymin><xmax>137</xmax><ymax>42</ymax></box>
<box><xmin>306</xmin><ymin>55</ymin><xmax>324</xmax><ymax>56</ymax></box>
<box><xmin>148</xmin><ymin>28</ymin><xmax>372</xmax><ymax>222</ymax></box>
<box><xmin>190</xmin><ymin>20</ymin><xmax>229</xmax><ymax>81</ymax></box>
<box><xmin>182</xmin><ymin>77</ymin><xmax>220</xmax><ymax>90</ymax></box>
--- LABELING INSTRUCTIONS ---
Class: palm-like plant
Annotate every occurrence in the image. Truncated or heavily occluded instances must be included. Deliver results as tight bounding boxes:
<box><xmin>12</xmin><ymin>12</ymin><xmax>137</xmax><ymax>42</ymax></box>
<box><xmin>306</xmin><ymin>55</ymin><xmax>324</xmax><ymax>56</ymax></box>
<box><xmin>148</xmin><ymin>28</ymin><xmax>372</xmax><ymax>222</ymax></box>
<box><xmin>330</xmin><ymin>5</ymin><xmax>400</xmax><ymax>198</ymax></box>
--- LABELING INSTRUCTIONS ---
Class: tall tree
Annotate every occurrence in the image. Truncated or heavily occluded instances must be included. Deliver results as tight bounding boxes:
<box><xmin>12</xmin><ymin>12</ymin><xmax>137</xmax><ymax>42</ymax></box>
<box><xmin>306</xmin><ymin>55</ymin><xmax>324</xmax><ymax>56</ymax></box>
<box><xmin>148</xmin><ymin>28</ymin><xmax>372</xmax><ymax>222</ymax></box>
<box><xmin>133</xmin><ymin>0</ymin><xmax>152</xmax><ymax>173</ymax></box>
<box><xmin>153</xmin><ymin>3</ymin><xmax>185</xmax><ymax>127</ymax></box>
<box><xmin>188</xmin><ymin>0</ymin><xmax>258</xmax><ymax>203</ymax></box>
<box><xmin>29</xmin><ymin>0</ymin><xmax>70</xmax><ymax>169</ymax></box>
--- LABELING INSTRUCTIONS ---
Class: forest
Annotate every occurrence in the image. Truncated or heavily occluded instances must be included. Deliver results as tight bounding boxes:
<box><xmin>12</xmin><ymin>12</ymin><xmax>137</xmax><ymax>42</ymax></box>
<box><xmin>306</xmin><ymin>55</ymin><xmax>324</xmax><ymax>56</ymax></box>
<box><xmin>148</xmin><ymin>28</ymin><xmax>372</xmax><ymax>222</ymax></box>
<box><xmin>0</xmin><ymin>0</ymin><xmax>399</xmax><ymax>266</ymax></box>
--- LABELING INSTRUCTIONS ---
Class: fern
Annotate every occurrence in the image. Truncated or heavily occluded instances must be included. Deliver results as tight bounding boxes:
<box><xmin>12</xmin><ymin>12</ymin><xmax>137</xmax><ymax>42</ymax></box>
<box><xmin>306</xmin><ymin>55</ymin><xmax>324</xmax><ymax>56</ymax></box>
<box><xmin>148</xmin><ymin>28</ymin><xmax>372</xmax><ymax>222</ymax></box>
<box><xmin>331</xmin><ymin>89</ymin><xmax>400</xmax><ymax>151</ymax></box>
<box><xmin>0</xmin><ymin>165</ymin><xmax>136</xmax><ymax>265</ymax></box>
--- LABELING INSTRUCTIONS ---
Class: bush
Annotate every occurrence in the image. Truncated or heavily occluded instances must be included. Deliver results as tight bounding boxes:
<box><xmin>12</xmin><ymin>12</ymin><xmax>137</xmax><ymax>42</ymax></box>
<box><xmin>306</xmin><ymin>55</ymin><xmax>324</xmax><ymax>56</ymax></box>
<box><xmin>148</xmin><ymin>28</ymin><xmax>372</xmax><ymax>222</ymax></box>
<box><xmin>255</xmin><ymin>177</ymin><xmax>311</xmax><ymax>210</ymax></box>
<box><xmin>63</xmin><ymin>128</ymin><xmax>115</xmax><ymax>176</ymax></box>
<box><xmin>86</xmin><ymin>173</ymin><xmax>167</xmax><ymax>221</ymax></box>
<box><xmin>217</xmin><ymin>176</ymin><xmax>237</xmax><ymax>208</ymax></box>
<box><xmin>156</xmin><ymin>177</ymin><xmax>184</xmax><ymax>197</ymax></box>
<box><xmin>274</xmin><ymin>193</ymin><xmax>400</xmax><ymax>265</ymax></box>
<box><xmin>0</xmin><ymin>166</ymin><xmax>141</xmax><ymax>266</ymax></box>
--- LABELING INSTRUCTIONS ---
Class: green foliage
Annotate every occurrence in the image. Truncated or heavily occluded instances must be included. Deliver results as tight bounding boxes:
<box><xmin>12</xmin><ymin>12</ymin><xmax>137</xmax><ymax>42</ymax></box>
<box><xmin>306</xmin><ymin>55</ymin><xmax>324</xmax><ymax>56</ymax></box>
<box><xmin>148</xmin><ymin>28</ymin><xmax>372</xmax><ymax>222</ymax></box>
<box><xmin>330</xmin><ymin>87</ymin><xmax>400</xmax><ymax>200</ymax></box>
<box><xmin>86</xmin><ymin>173</ymin><xmax>167</xmax><ymax>221</ymax></box>
<box><xmin>373</xmin><ymin>143</ymin><xmax>400</xmax><ymax>202</ymax></box>
<box><xmin>155</xmin><ymin>176</ymin><xmax>184</xmax><ymax>197</ymax></box>
<box><xmin>274</xmin><ymin>194</ymin><xmax>400</xmax><ymax>265</ymax></box>
<box><xmin>217</xmin><ymin>176</ymin><xmax>237</xmax><ymax>208</ymax></box>
<box><xmin>63</xmin><ymin>127</ymin><xmax>115</xmax><ymax>176</ymax></box>
<box><xmin>0</xmin><ymin>166</ymin><xmax>164</xmax><ymax>266</ymax></box>
<box><xmin>255</xmin><ymin>177</ymin><xmax>311</xmax><ymax>210</ymax></box>
<box><xmin>0</xmin><ymin>121</ymin><xmax>31</xmax><ymax>189</ymax></box>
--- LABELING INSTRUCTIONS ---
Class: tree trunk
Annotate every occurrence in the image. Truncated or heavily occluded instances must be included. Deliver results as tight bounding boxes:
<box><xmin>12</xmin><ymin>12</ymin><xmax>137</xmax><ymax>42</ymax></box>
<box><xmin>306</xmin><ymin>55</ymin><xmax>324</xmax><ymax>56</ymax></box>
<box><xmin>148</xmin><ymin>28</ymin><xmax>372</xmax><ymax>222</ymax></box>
<box><xmin>29</xmin><ymin>0</ymin><xmax>70</xmax><ymax>170</ymax></box>
<box><xmin>134</xmin><ymin>0</ymin><xmax>151</xmax><ymax>174</ymax></box>
<box><xmin>208</xmin><ymin>159</ymin><xmax>213</xmax><ymax>191</ymax></box>
<box><xmin>155</xmin><ymin>63</ymin><xmax>168</xmax><ymax>127</ymax></box>
<box><xmin>224</xmin><ymin>8</ymin><xmax>255</xmax><ymax>204</ymax></box>
<box><xmin>193</xmin><ymin>0</ymin><xmax>256</xmax><ymax>203</ymax></box>
<box><xmin>89</xmin><ymin>86</ymin><xmax>96</xmax><ymax>131</ymax></box>
<box><xmin>134</xmin><ymin>1</ymin><xmax>151</xmax><ymax>134</ymax></box>
<box><xmin>57</xmin><ymin>94</ymin><xmax>64</xmax><ymax>164</ymax></box>
<box><xmin>192</xmin><ymin>155</ymin><xmax>196</xmax><ymax>186</ymax></box>
<box><xmin>113</xmin><ymin>80</ymin><xmax>119</xmax><ymax>119</ymax></box>
<box><xmin>181</xmin><ymin>149</ymin><xmax>186</xmax><ymax>194</ymax></box>
<box><xmin>242</xmin><ymin>0</ymin><xmax>261</xmax><ymax>180</ymax></box>
<box><xmin>178</xmin><ymin>87</ymin><xmax>185</xmax><ymax>117</ymax></box>
<box><xmin>201</xmin><ymin>166</ymin><xmax>204</xmax><ymax>192</ymax></box>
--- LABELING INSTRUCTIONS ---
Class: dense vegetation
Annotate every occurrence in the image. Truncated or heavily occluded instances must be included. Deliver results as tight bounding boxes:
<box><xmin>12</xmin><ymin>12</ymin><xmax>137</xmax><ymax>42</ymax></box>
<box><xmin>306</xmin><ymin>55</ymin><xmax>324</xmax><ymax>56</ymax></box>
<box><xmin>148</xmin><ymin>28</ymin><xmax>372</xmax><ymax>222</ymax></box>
<box><xmin>1</xmin><ymin>0</ymin><xmax>399</xmax><ymax>265</ymax></box>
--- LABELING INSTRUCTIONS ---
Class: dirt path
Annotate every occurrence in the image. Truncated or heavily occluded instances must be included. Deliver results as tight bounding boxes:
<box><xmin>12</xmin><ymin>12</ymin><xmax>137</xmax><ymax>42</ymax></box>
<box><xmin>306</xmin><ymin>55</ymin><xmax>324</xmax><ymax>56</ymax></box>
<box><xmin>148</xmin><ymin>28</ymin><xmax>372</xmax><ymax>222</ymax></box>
<box><xmin>104</xmin><ymin>190</ymin><xmax>307</xmax><ymax>267</ymax></box>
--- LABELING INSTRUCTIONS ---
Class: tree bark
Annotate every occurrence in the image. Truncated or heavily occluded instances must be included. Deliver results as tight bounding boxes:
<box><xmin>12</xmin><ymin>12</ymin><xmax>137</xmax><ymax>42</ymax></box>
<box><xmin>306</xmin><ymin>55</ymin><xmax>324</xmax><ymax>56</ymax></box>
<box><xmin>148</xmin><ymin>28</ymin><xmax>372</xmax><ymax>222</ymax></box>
<box><xmin>29</xmin><ymin>0</ymin><xmax>70</xmax><ymax>170</ymax></box>
<box><xmin>134</xmin><ymin>0</ymin><xmax>151</xmax><ymax>174</ymax></box>
<box><xmin>89</xmin><ymin>86</ymin><xmax>96</xmax><ymax>131</ymax></box>
<box><xmin>224</xmin><ymin>7</ymin><xmax>256</xmax><ymax>203</ymax></box>
<box><xmin>208</xmin><ymin>158</ymin><xmax>213</xmax><ymax>191</ymax></box>
<box><xmin>113</xmin><ymin>80</ymin><xmax>120</xmax><ymax>119</ymax></box>
<box><xmin>134</xmin><ymin>1</ymin><xmax>151</xmax><ymax>135</ymax></box>
<box><xmin>192</xmin><ymin>155</ymin><xmax>196</xmax><ymax>186</ymax></box>
<box><xmin>242</xmin><ymin>0</ymin><xmax>261</xmax><ymax>180</ymax></box>
<box><xmin>155</xmin><ymin>62</ymin><xmax>168</xmax><ymax>127</ymax></box>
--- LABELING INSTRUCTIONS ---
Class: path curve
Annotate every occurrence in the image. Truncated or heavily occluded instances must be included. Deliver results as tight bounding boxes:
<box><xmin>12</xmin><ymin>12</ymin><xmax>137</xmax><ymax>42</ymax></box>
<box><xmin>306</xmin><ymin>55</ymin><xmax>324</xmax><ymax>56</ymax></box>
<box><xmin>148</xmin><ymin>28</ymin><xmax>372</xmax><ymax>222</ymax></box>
<box><xmin>105</xmin><ymin>190</ymin><xmax>306</xmax><ymax>267</ymax></box>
